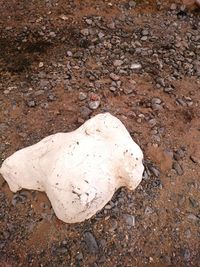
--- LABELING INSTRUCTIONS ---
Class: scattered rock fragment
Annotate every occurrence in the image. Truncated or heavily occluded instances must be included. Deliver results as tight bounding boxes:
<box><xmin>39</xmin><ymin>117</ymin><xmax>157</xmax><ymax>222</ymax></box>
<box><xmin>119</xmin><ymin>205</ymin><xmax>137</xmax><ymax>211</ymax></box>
<box><xmin>189</xmin><ymin>197</ymin><xmax>199</xmax><ymax>208</ymax></box>
<box><xmin>129</xmin><ymin>1</ymin><xmax>136</xmax><ymax>8</ymax></box>
<box><xmin>110</xmin><ymin>73</ymin><xmax>120</xmax><ymax>81</ymax></box>
<box><xmin>113</xmin><ymin>60</ymin><xmax>123</xmax><ymax>67</ymax></box>
<box><xmin>84</xmin><ymin>232</ymin><xmax>99</xmax><ymax>254</ymax></box>
<box><xmin>12</xmin><ymin>192</ymin><xmax>28</xmax><ymax>206</ymax></box>
<box><xmin>39</xmin><ymin>62</ymin><xmax>44</xmax><ymax>68</ymax></box>
<box><xmin>88</xmin><ymin>100</ymin><xmax>100</xmax><ymax>110</ymax></box>
<box><xmin>172</xmin><ymin>162</ymin><xmax>184</xmax><ymax>175</ymax></box>
<box><xmin>170</xmin><ymin>3</ymin><xmax>177</xmax><ymax>10</ymax></box>
<box><xmin>79</xmin><ymin>92</ymin><xmax>87</xmax><ymax>101</ymax></box>
<box><xmin>85</xmin><ymin>18</ymin><xmax>93</xmax><ymax>25</ymax></box>
<box><xmin>80</xmin><ymin>28</ymin><xmax>89</xmax><ymax>36</ymax></box>
<box><xmin>173</xmin><ymin>148</ymin><xmax>185</xmax><ymax>161</ymax></box>
<box><xmin>123</xmin><ymin>214</ymin><xmax>135</xmax><ymax>227</ymax></box>
<box><xmin>59</xmin><ymin>14</ymin><xmax>68</xmax><ymax>21</ymax></box>
<box><xmin>79</xmin><ymin>106</ymin><xmax>92</xmax><ymax>119</ymax></box>
<box><xmin>187</xmin><ymin>213</ymin><xmax>199</xmax><ymax>222</ymax></box>
<box><xmin>130</xmin><ymin>63</ymin><xmax>142</xmax><ymax>70</ymax></box>
<box><xmin>27</xmin><ymin>100</ymin><xmax>36</xmax><ymax>107</ymax></box>
<box><xmin>148</xmin><ymin>165</ymin><xmax>160</xmax><ymax>177</ymax></box>
<box><xmin>67</xmin><ymin>51</ymin><xmax>73</xmax><ymax>57</ymax></box>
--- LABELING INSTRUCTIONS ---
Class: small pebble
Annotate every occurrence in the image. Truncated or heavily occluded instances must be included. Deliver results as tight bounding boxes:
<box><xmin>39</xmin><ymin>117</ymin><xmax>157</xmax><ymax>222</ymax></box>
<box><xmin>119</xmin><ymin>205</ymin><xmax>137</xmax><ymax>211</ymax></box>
<box><xmin>123</xmin><ymin>214</ymin><xmax>135</xmax><ymax>227</ymax></box>
<box><xmin>81</xmin><ymin>28</ymin><xmax>89</xmax><ymax>36</ymax></box>
<box><xmin>129</xmin><ymin>1</ymin><xmax>136</xmax><ymax>8</ymax></box>
<box><xmin>48</xmin><ymin>94</ymin><xmax>56</xmax><ymax>101</ymax></box>
<box><xmin>141</xmin><ymin>36</ymin><xmax>148</xmax><ymax>41</ymax></box>
<box><xmin>79</xmin><ymin>106</ymin><xmax>92</xmax><ymax>119</ymax></box>
<box><xmin>76</xmin><ymin>252</ymin><xmax>83</xmax><ymax>261</ymax></box>
<box><xmin>113</xmin><ymin>60</ymin><xmax>123</xmax><ymax>67</ymax></box>
<box><xmin>79</xmin><ymin>92</ymin><xmax>87</xmax><ymax>101</ymax></box>
<box><xmin>39</xmin><ymin>62</ymin><xmax>44</xmax><ymax>68</ymax></box>
<box><xmin>170</xmin><ymin>3</ymin><xmax>177</xmax><ymax>10</ymax></box>
<box><xmin>88</xmin><ymin>100</ymin><xmax>100</xmax><ymax>110</ymax></box>
<box><xmin>172</xmin><ymin>162</ymin><xmax>184</xmax><ymax>175</ymax></box>
<box><xmin>189</xmin><ymin>197</ymin><xmax>199</xmax><ymax>208</ymax></box>
<box><xmin>151</xmin><ymin>98</ymin><xmax>162</xmax><ymax>105</ymax></box>
<box><xmin>67</xmin><ymin>51</ymin><xmax>73</xmax><ymax>57</ymax></box>
<box><xmin>149</xmin><ymin>166</ymin><xmax>160</xmax><ymax>177</ymax></box>
<box><xmin>130</xmin><ymin>63</ymin><xmax>142</xmax><ymax>70</ymax></box>
<box><xmin>184</xmin><ymin>229</ymin><xmax>191</xmax><ymax>239</ymax></box>
<box><xmin>110</xmin><ymin>73</ymin><xmax>120</xmax><ymax>81</ymax></box>
<box><xmin>173</xmin><ymin>148</ymin><xmax>185</xmax><ymax>161</ymax></box>
<box><xmin>98</xmin><ymin>32</ymin><xmax>105</xmax><ymax>39</ymax></box>
<box><xmin>85</xmin><ymin>19</ymin><xmax>93</xmax><ymax>25</ymax></box>
<box><xmin>59</xmin><ymin>14</ymin><xmax>68</xmax><ymax>21</ymax></box>
<box><xmin>27</xmin><ymin>100</ymin><xmax>36</xmax><ymax>107</ymax></box>
<box><xmin>187</xmin><ymin>214</ymin><xmax>198</xmax><ymax>222</ymax></box>
<box><xmin>110</xmin><ymin>86</ymin><xmax>117</xmax><ymax>92</ymax></box>
<box><xmin>142</xmin><ymin>29</ymin><xmax>149</xmax><ymax>36</ymax></box>
<box><xmin>84</xmin><ymin>232</ymin><xmax>99</xmax><ymax>254</ymax></box>
<box><xmin>35</xmin><ymin>90</ymin><xmax>44</xmax><ymax>96</ymax></box>
<box><xmin>49</xmin><ymin>32</ymin><xmax>56</xmax><ymax>37</ymax></box>
<box><xmin>3</xmin><ymin>90</ymin><xmax>10</xmax><ymax>95</ymax></box>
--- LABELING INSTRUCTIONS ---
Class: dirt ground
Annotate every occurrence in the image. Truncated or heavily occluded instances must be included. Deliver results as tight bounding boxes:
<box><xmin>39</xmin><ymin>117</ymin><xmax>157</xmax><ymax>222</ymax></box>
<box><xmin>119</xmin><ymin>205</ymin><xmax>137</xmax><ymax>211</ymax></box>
<box><xmin>0</xmin><ymin>0</ymin><xmax>200</xmax><ymax>266</ymax></box>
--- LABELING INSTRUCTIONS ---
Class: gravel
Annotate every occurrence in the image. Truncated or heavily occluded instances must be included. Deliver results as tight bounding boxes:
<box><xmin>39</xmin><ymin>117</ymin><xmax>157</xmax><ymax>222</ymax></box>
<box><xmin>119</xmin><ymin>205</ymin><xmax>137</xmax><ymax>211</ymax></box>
<box><xmin>0</xmin><ymin>1</ymin><xmax>200</xmax><ymax>266</ymax></box>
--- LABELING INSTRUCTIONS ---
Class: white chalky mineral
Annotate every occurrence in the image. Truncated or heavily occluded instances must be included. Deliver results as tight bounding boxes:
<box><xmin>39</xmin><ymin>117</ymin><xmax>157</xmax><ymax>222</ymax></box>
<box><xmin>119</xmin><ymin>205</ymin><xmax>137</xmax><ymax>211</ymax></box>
<box><xmin>0</xmin><ymin>113</ymin><xmax>144</xmax><ymax>223</ymax></box>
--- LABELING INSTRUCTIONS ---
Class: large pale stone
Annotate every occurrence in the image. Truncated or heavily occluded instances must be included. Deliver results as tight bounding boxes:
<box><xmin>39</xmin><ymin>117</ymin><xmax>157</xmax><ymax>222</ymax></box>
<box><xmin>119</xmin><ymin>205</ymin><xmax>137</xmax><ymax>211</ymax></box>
<box><xmin>196</xmin><ymin>0</ymin><xmax>200</xmax><ymax>6</ymax></box>
<box><xmin>0</xmin><ymin>113</ymin><xmax>144</xmax><ymax>223</ymax></box>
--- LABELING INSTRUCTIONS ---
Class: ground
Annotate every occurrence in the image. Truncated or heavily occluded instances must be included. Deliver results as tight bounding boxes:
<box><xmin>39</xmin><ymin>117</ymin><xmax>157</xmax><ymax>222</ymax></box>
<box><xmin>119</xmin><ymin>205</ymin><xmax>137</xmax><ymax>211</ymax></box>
<box><xmin>0</xmin><ymin>0</ymin><xmax>200</xmax><ymax>266</ymax></box>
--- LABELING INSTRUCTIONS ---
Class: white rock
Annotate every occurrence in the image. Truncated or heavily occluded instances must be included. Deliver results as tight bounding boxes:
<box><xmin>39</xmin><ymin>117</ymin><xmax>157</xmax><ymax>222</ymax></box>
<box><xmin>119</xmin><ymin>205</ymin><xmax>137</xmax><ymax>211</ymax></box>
<box><xmin>0</xmin><ymin>113</ymin><xmax>144</xmax><ymax>223</ymax></box>
<box><xmin>59</xmin><ymin>14</ymin><xmax>68</xmax><ymax>21</ymax></box>
<box><xmin>88</xmin><ymin>100</ymin><xmax>100</xmax><ymax>110</ymax></box>
<box><xmin>130</xmin><ymin>63</ymin><xmax>142</xmax><ymax>70</ymax></box>
<box><xmin>39</xmin><ymin>62</ymin><xmax>44</xmax><ymax>68</ymax></box>
<box><xmin>196</xmin><ymin>0</ymin><xmax>200</xmax><ymax>7</ymax></box>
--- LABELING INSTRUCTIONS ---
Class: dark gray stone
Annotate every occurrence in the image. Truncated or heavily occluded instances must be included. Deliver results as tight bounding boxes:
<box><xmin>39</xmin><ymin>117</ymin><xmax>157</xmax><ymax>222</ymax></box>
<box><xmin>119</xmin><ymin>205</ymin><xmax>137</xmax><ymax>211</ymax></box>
<box><xmin>172</xmin><ymin>162</ymin><xmax>184</xmax><ymax>176</ymax></box>
<box><xmin>84</xmin><ymin>232</ymin><xmax>99</xmax><ymax>254</ymax></box>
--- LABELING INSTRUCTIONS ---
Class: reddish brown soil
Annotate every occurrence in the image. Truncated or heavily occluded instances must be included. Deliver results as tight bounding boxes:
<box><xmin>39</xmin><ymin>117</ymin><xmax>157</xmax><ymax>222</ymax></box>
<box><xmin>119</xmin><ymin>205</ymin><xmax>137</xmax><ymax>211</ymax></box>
<box><xmin>0</xmin><ymin>1</ymin><xmax>200</xmax><ymax>266</ymax></box>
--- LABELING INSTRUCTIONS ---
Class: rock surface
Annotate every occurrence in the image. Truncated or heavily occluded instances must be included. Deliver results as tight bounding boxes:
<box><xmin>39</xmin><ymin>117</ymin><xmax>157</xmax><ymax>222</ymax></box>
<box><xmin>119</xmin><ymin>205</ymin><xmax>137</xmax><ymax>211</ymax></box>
<box><xmin>0</xmin><ymin>113</ymin><xmax>144</xmax><ymax>223</ymax></box>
